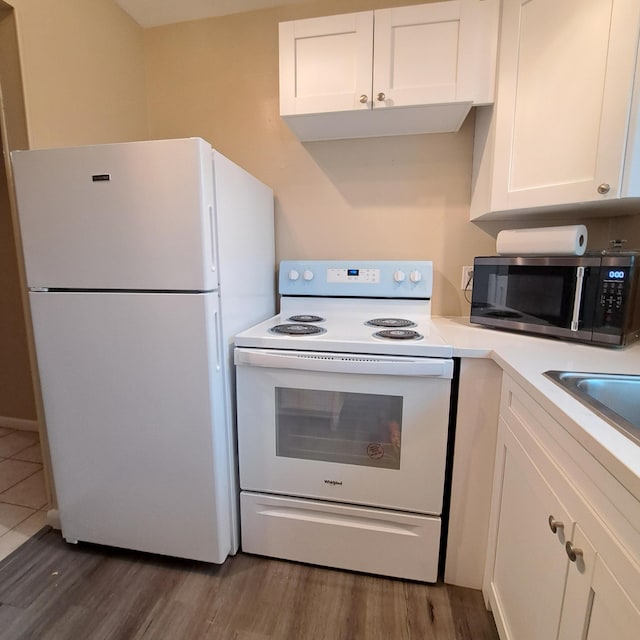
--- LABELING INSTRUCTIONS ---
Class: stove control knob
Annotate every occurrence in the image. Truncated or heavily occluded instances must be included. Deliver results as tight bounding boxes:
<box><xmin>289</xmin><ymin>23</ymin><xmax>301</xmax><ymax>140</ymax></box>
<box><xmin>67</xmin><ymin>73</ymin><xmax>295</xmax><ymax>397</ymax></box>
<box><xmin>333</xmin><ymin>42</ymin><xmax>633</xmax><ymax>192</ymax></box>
<box><xmin>393</xmin><ymin>270</ymin><xmax>406</xmax><ymax>283</ymax></box>
<box><xmin>302</xmin><ymin>269</ymin><xmax>314</xmax><ymax>281</ymax></box>
<box><xmin>409</xmin><ymin>270</ymin><xmax>422</xmax><ymax>283</ymax></box>
<box><xmin>288</xmin><ymin>269</ymin><xmax>300</xmax><ymax>281</ymax></box>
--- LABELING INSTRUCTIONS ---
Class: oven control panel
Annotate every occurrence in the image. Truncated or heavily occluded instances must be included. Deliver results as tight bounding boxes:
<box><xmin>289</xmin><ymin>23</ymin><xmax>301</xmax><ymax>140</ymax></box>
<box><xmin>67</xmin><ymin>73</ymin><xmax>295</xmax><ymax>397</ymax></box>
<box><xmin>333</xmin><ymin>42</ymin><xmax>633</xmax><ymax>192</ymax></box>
<box><xmin>326</xmin><ymin>268</ymin><xmax>380</xmax><ymax>284</ymax></box>
<box><xmin>279</xmin><ymin>260</ymin><xmax>433</xmax><ymax>298</ymax></box>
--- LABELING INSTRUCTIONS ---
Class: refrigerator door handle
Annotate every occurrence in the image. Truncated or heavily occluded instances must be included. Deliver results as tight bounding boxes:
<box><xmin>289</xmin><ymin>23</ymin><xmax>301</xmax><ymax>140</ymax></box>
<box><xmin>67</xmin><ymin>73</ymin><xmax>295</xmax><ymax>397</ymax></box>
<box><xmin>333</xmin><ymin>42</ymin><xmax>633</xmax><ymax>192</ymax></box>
<box><xmin>214</xmin><ymin>309</ymin><xmax>222</xmax><ymax>371</ymax></box>
<box><xmin>209</xmin><ymin>204</ymin><xmax>218</xmax><ymax>275</ymax></box>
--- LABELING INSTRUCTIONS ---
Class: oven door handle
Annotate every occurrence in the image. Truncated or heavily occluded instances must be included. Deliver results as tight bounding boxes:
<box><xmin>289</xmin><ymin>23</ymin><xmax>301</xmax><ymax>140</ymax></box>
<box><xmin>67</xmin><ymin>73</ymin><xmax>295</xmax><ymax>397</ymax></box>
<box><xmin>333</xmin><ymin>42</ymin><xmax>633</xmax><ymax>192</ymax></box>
<box><xmin>234</xmin><ymin>348</ymin><xmax>453</xmax><ymax>378</ymax></box>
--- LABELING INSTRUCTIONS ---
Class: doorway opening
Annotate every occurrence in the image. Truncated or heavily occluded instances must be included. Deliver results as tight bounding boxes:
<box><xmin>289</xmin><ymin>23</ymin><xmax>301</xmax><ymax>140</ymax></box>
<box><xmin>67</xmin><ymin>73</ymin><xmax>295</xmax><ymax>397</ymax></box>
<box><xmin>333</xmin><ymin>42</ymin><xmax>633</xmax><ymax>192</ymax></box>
<box><xmin>0</xmin><ymin>1</ymin><xmax>53</xmax><ymax>559</ymax></box>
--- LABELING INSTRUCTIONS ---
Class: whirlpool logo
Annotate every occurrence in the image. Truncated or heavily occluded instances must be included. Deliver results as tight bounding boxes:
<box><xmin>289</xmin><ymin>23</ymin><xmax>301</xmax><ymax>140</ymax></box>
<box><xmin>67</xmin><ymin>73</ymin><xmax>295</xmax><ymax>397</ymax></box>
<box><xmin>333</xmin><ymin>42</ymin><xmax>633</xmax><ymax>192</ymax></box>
<box><xmin>324</xmin><ymin>479</ymin><xmax>343</xmax><ymax>486</ymax></box>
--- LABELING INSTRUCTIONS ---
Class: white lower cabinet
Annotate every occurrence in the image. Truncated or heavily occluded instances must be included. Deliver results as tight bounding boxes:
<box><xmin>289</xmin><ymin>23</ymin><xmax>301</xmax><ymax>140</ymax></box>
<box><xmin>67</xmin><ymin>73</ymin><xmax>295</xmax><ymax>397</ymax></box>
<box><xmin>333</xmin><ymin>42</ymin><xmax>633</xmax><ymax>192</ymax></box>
<box><xmin>489</xmin><ymin>420</ymin><xmax>573</xmax><ymax>640</ymax></box>
<box><xmin>484</xmin><ymin>375</ymin><xmax>640</xmax><ymax>640</ymax></box>
<box><xmin>558</xmin><ymin>525</ymin><xmax>640</xmax><ymax>640</ymax></box>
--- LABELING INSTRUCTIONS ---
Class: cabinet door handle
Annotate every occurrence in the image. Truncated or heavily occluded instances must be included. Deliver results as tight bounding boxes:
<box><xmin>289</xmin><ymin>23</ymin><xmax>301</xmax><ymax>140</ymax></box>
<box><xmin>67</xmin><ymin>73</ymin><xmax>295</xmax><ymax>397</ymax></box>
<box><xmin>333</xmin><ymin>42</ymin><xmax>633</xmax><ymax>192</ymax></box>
<box><xmin>565</xmin><ymin>541</ymin><xmax>583</xmax><ymax>562</ymax></box>
<box><xmin>597</xmin><ymin>183</ymin><xmax>611</xmax><ymax>194</ymax></box>
<box><xmin>359</xmin><ymin>94</ymin><xmax>368</xmax><ymax>104</ymax></box>
<box><xmin>548</xmin><ymin>515</ymin><xmax>564</xmax><ymax>534</ymax></box>
<box><xmin>376</xmin><ymin>92</ymin><xmax>386</xmax><ymax>101</ymax></box>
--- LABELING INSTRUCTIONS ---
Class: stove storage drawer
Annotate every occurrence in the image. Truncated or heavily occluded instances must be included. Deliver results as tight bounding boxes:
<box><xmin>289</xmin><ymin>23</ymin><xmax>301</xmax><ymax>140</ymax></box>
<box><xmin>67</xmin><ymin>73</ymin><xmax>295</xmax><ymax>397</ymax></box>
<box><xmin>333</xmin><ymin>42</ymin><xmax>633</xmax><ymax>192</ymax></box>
<box><xmin>235</xmin><ymin>347</ymin><xmax>453</xmax><ymax>515</ymax></box>
<box><xmin>240</xmin><ymin>491</ymin><xmax>442</xmax><ymax>582</ymax></box>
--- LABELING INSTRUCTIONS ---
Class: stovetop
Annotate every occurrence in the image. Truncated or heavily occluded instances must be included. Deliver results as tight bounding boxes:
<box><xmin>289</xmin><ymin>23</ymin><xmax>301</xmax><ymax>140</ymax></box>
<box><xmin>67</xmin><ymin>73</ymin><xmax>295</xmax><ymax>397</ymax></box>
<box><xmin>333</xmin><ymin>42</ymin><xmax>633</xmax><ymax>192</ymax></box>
<box><xmin>234</xmin><ymin>313</ymin><xmax>451</xmax><ymax>357</ymax></box>
<box><xmin>234</xmin><ymin>260</ymin><xmax>453</xmax><ymax>358</ymax></box>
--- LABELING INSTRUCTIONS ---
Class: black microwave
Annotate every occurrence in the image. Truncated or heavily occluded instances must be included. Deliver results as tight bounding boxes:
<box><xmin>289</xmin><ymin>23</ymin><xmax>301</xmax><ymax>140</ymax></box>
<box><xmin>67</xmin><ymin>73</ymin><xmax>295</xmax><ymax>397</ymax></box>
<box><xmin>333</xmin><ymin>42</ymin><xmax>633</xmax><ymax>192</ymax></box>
<box><xmin>470</xmin><ymin>254</ymin><xmax>640</xmax><ymax>347</ymax></box>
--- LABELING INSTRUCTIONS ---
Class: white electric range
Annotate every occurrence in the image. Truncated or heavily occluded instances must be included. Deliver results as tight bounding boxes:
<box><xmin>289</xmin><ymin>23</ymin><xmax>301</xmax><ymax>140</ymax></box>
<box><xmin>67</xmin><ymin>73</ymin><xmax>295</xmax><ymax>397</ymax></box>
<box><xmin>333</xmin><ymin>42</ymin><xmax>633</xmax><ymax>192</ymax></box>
<box><xmin>233</xmin><ymin>260</ymin><xmax>455</xmax><ymax>582</ymax></box>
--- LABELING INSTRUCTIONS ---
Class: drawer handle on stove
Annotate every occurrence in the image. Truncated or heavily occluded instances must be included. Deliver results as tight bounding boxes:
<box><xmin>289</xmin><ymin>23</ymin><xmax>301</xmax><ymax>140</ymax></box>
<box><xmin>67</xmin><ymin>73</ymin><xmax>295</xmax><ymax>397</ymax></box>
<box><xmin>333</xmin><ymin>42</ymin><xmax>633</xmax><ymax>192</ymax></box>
<box><xmin>234</xmin><ymin>348</ymin><xmax>453</xmax><ymax>378</ymax></box>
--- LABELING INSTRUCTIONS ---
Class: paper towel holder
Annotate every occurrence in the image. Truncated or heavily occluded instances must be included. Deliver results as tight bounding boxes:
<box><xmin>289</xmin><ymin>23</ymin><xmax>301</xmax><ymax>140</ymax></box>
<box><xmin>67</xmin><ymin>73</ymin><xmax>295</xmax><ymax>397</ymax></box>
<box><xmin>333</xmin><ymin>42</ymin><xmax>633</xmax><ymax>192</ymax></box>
<box><xmin>609</xmin><ymin>239</ymin><xmax>627</xmax><ymax>251</ymax></box>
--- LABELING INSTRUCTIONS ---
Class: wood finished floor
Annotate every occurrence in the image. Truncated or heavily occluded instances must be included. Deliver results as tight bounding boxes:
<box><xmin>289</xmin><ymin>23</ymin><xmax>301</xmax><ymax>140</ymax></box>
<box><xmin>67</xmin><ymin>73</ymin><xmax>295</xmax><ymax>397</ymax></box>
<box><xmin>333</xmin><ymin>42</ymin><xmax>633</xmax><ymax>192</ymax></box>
<box><xmin>0</xmin><ymin>527</ymin><xmax>498</xmax><ymax>640</ymax></box>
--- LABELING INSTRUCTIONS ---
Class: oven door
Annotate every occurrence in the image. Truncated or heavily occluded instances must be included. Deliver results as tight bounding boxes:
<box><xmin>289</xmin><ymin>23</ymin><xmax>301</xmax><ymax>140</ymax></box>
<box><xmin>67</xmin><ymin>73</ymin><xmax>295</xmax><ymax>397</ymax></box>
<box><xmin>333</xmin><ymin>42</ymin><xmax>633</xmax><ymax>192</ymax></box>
<box><xmin>234</xmin><ymin>347</ymin><xmax>453</xmax><ymax>515</ymax></box>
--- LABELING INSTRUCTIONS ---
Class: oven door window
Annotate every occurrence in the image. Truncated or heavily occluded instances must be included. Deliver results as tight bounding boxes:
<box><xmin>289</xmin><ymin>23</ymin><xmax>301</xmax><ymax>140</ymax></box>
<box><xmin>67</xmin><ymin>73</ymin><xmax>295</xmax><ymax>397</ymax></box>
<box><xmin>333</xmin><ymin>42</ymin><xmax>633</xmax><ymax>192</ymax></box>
<box><xmin>275</xmin><ymin>387</ymin><xmax>402</xmax><ymax>469</ymax></box>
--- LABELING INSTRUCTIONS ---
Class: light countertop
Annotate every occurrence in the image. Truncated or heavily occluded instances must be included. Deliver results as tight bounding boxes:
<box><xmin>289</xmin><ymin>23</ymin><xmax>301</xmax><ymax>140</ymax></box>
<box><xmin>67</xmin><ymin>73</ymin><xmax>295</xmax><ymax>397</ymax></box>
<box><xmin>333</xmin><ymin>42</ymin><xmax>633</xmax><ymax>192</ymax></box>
<box><xmin>432</xmin><ymin>317</ymin><xmax>640</xmax><ymax>501</ymax></box>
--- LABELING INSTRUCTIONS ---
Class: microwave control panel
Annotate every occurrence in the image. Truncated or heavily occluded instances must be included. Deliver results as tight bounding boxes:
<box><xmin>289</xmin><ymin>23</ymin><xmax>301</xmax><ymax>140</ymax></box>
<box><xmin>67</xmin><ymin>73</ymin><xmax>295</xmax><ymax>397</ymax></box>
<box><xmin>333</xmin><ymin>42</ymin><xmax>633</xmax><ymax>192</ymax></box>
<box><xmin>594</xmin><ymin>255</ymin><xmax>638</xmax><ymax>335</ymax></box>
<box><xmin>599</xmin><ymin>268</ymin><xmax>626</xmax><ymax>325</ymax></box>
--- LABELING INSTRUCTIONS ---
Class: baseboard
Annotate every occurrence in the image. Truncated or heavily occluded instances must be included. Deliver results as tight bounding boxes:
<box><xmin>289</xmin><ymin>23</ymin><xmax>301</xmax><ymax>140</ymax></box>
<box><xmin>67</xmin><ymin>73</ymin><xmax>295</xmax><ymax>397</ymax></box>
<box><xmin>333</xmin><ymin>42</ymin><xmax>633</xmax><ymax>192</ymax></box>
<box><xmin>488</xmin><ymin>583</ymin><xmax>509</xmax><ymax>640</ymax></box>
<box><xmin>46</xmin><ymin>509</ymin><xmax>61</xmax><ymax>530</ymax></box>
<box><xmin>0</xmin><ymin>416</ymin><xmax>39</xmax><ymax>432</ymax></box>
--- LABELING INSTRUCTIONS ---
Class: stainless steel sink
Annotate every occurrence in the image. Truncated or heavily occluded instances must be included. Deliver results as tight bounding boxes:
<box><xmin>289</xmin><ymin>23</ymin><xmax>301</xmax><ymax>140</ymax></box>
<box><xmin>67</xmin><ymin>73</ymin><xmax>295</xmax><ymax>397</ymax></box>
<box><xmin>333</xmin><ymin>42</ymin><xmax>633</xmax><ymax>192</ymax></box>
<box><xmin>544</xmin><ymin>371</ymin><xmax>640</xmax><ymax>446</ymax></box>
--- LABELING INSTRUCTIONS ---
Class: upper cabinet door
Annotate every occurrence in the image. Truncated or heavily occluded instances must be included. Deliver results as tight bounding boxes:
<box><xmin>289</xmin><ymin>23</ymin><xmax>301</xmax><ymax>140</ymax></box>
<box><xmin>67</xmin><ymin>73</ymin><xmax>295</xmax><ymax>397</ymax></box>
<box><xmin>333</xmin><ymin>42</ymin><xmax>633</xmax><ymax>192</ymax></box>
<box><xmin>472</xmin><ymin>0</ymin><xmax>640</xmax><ymax>218</ymax></box>
<box><xmin>373</xmin><ymin>1</ymin><xmax>474</xmax><ymax>109</ymax></box>
<box><xmin>279</xmin><ymin>12</ymin><xmax>374</xmax><ymax>115</ymax></box>
<box><xmin>497</xmin><ymin>0</ymin><xmax>638</xmax><ymax>209</ymax></box>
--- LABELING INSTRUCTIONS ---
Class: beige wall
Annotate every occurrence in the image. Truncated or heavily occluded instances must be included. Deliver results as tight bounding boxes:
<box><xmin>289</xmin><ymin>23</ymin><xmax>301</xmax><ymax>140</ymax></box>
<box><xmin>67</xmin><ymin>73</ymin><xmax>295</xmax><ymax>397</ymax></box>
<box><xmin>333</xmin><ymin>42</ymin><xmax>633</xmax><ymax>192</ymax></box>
<box><xmin>0</xmin><ymin>5</ymin><xmax>33</xmax><ymax>421</ymax></box>
<box><xmin>10</xmin><ymin>0</ymin><xmax>148</xmax><ymax>148</ymax></box>
<box><xmin>0</xmin><ymin>134</ymin><xmax>34</xmax><ymax>420</ymax></box>
<box><xmin>143</xmin><ymin>0</ymin><xmax>640</xmax><ymax>315</ymax></box>
<box><xmin>0</xmin><ymin>0</ymin><xmax>148</xmax><ymax>424</ymax></box>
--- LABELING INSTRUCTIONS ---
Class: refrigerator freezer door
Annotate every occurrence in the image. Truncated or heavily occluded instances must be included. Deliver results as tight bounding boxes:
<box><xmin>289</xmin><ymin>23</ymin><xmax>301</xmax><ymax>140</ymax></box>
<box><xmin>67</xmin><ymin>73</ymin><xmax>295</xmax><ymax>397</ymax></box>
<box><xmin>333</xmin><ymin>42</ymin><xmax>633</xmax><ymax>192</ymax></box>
<box><xmin>213</xmin><ymin>149</ymin><xmax>276</xmax><ymax>343</ymax></box>
<box><xmin>13</xmin><ymin>138</ymin><xmax>218</xmax><ymax>291</ymax></box>
<box><xmin>29</xmin><ymin>290</ymin><xmax>232</xmax><ymax>563</ymax></box>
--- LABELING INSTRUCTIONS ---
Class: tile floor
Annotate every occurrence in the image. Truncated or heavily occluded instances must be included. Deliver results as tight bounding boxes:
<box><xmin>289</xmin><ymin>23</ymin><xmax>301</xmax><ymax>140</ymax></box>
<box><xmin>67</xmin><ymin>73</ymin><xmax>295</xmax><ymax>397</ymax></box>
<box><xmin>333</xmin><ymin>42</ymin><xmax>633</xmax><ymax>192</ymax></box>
<box><xmin>0</xmin><ymin>426</ymin><xmax>48</xmax><ymax>561</ymax></box>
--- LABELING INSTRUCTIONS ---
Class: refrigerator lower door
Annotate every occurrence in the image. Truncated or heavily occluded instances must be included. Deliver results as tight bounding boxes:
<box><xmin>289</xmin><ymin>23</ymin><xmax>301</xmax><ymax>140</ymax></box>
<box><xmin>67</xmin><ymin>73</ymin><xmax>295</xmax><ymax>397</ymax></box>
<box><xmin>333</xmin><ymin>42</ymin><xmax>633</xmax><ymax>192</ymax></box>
<box><xmin>29</xmin><ymin>290</ymin><xmax>233</xmax><ymax>563</ymax></box>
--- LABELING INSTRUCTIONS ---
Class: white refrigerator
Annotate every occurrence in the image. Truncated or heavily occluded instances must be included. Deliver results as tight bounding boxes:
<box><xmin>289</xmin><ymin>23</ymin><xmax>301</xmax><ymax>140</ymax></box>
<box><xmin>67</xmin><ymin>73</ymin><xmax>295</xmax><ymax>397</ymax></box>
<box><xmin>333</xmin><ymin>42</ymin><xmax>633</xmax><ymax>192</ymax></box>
<box><xmin>11</xmin><ymin>137</ymin><xmax>275</xmax><ymax>563</ymax></box>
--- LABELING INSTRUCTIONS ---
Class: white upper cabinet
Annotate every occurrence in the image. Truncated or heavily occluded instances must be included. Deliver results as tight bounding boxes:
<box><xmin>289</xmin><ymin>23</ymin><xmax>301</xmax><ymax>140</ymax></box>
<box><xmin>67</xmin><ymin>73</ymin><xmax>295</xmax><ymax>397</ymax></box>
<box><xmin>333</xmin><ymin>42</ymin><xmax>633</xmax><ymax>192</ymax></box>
<box><xmin>471</xmin><ymin>0</ymin><xmax>640</xmax><ymax>219</ymax></box>
<box><xmin>279</xmin><ymin>1</ymin><xmax>499</xmax><ymax>141</ymax></box>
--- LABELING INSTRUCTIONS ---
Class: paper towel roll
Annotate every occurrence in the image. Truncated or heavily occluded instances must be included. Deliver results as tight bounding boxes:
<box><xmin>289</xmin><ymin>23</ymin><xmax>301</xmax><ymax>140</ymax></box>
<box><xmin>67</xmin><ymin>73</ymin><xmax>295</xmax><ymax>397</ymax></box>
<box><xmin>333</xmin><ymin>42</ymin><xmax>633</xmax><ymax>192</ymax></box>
<box><xmin>496</xmin><ymin>225</ymin><xmax>588</xmax><ymax>256</ymax></box>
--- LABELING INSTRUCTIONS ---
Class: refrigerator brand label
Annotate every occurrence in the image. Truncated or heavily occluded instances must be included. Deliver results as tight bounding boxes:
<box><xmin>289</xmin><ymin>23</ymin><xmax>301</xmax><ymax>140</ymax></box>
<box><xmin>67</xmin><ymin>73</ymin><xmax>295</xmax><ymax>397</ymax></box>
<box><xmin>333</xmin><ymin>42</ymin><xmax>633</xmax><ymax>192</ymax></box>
<box><xmin>91</xmin><ymin>174</ymin><xmax>111</xmax><ymax>182</ymax></box>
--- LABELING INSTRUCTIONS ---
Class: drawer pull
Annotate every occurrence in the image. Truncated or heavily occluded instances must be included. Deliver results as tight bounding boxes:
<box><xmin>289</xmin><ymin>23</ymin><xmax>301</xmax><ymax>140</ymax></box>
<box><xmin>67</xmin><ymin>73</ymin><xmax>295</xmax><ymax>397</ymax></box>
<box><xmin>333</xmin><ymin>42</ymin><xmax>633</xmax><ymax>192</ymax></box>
<box><xmin>548</xmin><ymin>515</ymin><xmax>564</xmax><ymax>534</ymax></box>
<box><xmin>565</xmin><ymin>541</ymin><xmax>583</xmax><ymax>562</ymax></box>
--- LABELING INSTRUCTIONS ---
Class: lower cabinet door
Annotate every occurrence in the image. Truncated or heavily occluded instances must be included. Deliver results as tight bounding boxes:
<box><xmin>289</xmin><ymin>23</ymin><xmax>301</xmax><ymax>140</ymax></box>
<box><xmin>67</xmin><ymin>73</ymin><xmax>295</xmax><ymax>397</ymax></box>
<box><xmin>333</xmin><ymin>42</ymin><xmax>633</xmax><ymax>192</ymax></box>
<box><xmin>489</xmin><ymin>423</ymin><xmax>574</xmax><ymax>640</ymax></box>
<box><xmin>558</xmin><ymin>525</ymin><xmax>640</xmax><ymax>640</ymax></box>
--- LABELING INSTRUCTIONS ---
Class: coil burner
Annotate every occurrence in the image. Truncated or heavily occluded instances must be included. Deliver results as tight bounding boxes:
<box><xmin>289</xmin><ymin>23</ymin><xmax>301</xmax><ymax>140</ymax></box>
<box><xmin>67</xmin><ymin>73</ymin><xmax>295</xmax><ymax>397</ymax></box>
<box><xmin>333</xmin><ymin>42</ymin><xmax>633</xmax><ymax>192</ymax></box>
<box><xmin>270</xmin><ymin>323</ymin><xmax>326</xmax><ymax>336</ymax></box>
<box><xmin>287</xmin><ymin>315</ymin><xmax>325</xmax><ymax>323</ymax></box>
<box><xmin>374</xmin><ymin>329</ymin><xmax>423</xmax><ymax>341</ymax></box>
<box><xmin>366</xmin><ymin>318</ymin><xmax>417</xmax><ymax>328</ymax></box>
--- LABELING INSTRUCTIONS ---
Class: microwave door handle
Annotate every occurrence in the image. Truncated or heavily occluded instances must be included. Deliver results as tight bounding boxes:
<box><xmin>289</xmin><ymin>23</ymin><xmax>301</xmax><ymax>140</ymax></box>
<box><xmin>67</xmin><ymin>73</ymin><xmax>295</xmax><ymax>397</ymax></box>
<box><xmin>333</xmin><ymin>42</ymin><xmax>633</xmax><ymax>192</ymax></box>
<box><xmin>571</xmin><ymin>266</ymin><xmax>585</xmax><ymax>332</ymax></box>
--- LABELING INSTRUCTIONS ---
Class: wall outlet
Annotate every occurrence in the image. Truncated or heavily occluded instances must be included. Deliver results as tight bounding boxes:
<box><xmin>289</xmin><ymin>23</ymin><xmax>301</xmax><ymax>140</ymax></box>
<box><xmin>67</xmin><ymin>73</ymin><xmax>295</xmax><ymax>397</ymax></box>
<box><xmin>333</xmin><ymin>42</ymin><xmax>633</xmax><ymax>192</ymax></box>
<box><xmin>461</xmin><ymin>266</ymin><xmax>474</xmax><ymax>290</ymax></box>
